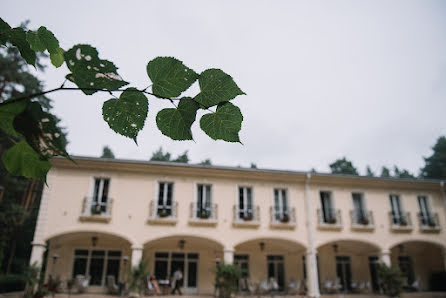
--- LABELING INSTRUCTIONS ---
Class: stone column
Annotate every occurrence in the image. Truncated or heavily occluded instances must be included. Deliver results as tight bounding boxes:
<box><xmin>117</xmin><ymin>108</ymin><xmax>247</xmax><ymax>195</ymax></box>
<box><xmin>223</xmin><ymin>248</ymin><xmax>234</xmax><ymax>264</ymax></box>
<box><xmin>380</xmin><ymin>249</ymin><xmax>391</xmax><ymax>267</ymax></box>
<box><xmin>29</xmin><ymin>242</ymin><xmax>47</xmax><ymax>267</ymax></box>
<box><xmin>131</xmin><ymin>247</ymin><xmax>143</xmax><ymax>268</ymax></box>
<box><xmin>306</xmin><ymin>250</ymin><xmax>320</xmax><ymax>298</ymax></box>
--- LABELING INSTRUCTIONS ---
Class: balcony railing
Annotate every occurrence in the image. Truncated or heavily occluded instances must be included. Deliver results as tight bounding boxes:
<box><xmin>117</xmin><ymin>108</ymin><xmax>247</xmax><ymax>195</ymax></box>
<box><xmin>147</xmin><ymin>200</ymin><xmax>178</xmax><ymax>225</ymax></box>
<box><xmin>269</xmin><ymin>207</ymin><xmax>296</xmax><ymax>229</ymax></box>
<box><xmin>188</xmin><ymin>203</ymin><xmax>218</xmax><ymax>226</ymax></box>
<box><xmin>350</xmin><ymin>210</ymin><xmax>375</xmax><ymax>231</ymax></box>
<box><xmin>317</xmin><ymin>208</ymin><xmax>342</xmax><ymax>230</ymax></box>
<box><xmin>418</xmin><ymin>212</ymin><xmax>441</xmax><ymax>232</ymax></box>
<box><xmin>79</xmin><ymin>197</ymin><xmax>113</xmax><ymax>223</ymax></box>
<box><xmin>233</xmin><ymin>205</ymin><xmax>260</xmax><ymax>227</ymax></box>
<box><xmin>389</xmin><ymin>211</ymin><xmax>412</xmax><ymax>231</ymax></box>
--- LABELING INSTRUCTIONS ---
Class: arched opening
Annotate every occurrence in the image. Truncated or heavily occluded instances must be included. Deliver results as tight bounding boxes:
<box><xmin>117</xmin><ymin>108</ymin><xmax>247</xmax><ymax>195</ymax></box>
<box><xmin>143</xmin><ymin>235</ymin><xmax>224</xmax><ymax>295</ymax></box>
<box><xmin>390</xmin><ymin>241</ymin><xmax>446</xmax><ymax>292</ymax></box>
<box><xmin>317</xmin><ymin>240</ymin><xmax>381</xmax><ymax>294</ymax></box>
<box><xmin>45</xmin><ymin>231</ymin><xmax>132</xmax><ymax>293</ymax></box>
<box><xmin>234</xmin><ymin>238</ymin><xmax>307</xmax><ymax>292</ymax></box>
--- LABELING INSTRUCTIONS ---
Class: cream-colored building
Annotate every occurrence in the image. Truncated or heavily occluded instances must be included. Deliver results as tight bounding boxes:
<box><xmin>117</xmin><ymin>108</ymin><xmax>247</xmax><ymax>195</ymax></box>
<box><xmin>30</xmin><ymin>157</ymin><xmax>446</xmax><ymax>297</ymax></box>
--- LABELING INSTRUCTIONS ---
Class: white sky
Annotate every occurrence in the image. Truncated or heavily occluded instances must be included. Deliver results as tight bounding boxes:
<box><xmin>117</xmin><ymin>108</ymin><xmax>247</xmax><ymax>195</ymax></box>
<box><xmin>4</xmin><ymin>1</ymin><xmax>446</xmax><ymax>175</ymax></box>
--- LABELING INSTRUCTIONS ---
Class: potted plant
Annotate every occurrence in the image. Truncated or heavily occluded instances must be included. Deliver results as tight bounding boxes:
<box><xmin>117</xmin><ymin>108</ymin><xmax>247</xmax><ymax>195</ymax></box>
<box><xmin>67</xmin><ymin>279</ymin><xmax>74</xmax><ymax>297</ymax></box>
<box><xmin>158</xmin><ymin>208</ymin><xmax>169</xmax><ymax>218</ymax></box>
<box><xmin>377</xmin><ymin>264</ymin><xmax>404</xmax><ymax>297</ymax></box>
<box><xmin>199</xmin><ymin>209</ymin><xmax>210</xmax><ymax>219</ymax></box>
<box><xmin>90</xmin><ymin>204</ymin><xmax>102</xmax><ymax>215</ymax></box>
<box><xmin>33</xmin><ymin>286</ymin><xmax>49</xmax><ymax>298</ymax></box>
<box><xmin>243</xmin><ymin>213</ymin><xmax>253</xmax><ymax>221</ymax></box>
<box><xmin>327</xmin><ymin>216</ymin><xmax>337</xmax><ymax>224</ymax></box>
<box><xmin>428</xmin><ymin>217</ymin><xmax>436</xmax><ymax>227</ymax></box>
<box><xmin>359</xmin><ymin>216</ymin><xmax>369</xmax><ymax>225</ymax></box>
<box><xmin>128</xmin><ymin>259</ymin><xmax>149</xmax><ymax>297</ymax></box>
<box><xmin>399</xmin><ymin>217</ymin><xmax>408</xmax><ymax>226</ymax></box>
<box><xmin>280</xmin><ymin>213</ymin><xmax>290</xmax><ymax>223</ymax></box>
<box><xmin>214</xmin><ymin>264</ymin><xmax>242</xmax><ymax>298</ymax></box>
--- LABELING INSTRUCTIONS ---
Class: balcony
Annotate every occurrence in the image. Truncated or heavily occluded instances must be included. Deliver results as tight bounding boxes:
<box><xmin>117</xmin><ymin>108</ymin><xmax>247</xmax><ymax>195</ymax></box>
<box><xmin>317</xmin><ymin>208</ymin><xmax>342</xmax><ymax>230</ymax></box>
<box><xmin>389</xmin><ymin>212</ymin><xmax>413</xmax><ymax>232</ymax></box>
<box><xmin>269</xmin><ymin>207</ymin><xmax>296</xmax><ymax>229</ymax></box>
<box><xmin>418</xmin><ymin>212</ymin><xmax>441</xmax><ymax>232</ymax></box>
<box><xmin>350</xmin><ymin>210</ymin><xmax>375</xmax><ymax>231</ymax></box>
<box><xmin>188</xmin><ymin>203</ymin><xmax>218</xmax><ymax>226</ymax></box>
<box><xmin>147</xmin><ymin>201</ymin><xmax>178</xmax><ymax>225</ymax></box>
<box><xmin>232</xmin><ymin>205</ymin><xmax>260</xmax><ymax>228</ymax></box>
<box><xmin>79</xmin><ymin>197</ymin><xmax>113</xmax><ymax>223</ymax></box>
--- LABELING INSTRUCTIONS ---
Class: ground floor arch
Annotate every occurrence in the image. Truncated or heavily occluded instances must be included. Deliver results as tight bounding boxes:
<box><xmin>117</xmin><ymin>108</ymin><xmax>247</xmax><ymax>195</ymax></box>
<box><xmin>317</xmin><ymin>240</ymin><xmax>381</xmax><ymax>294</ymax></box>
<box><xmin>389</xmin><ymin>240</ymin><xmax>446</xmax><ymax>291</ymax></box>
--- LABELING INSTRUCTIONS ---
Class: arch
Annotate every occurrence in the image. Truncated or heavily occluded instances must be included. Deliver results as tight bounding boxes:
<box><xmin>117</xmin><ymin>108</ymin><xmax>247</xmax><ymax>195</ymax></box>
<box><xmin>143</xmin><ymin>234</ymin><xmax>224</xmax><ymax>250</ymax></box>
<box><xmin>45</xmin><ymin>227</ymin><xmax>137</xmax><ymax>247</ymax></box>
<box><xmin>388</xmin><ymin>239</ymin><xmax>446</xmax><ymax>251</ymax></box>
<box><xmin>234</xmin><ymin>236</ymin><xmax>307</xmax><ymax>250</ymax></box>
<box><xmin>316</xmin><ymin>238</ymin><xmax>382</xmax><ymax>252</ymax></box>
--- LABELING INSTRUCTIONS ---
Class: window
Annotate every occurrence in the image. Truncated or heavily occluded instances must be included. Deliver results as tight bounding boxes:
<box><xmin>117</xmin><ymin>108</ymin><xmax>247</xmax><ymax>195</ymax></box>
<box><xmin>352</xmin><ymin>193</ymin><xmax>367</xmax><ymax>224</ymax></box>
<box><xmin>398</xmin><ymin>256</ymin><xmax>415</xmax><ymax>285</ymax></box>
<box><xmin>267</xmin><ymin>255</ymin><xmax>285</xmax><ymax>290</ymax></box>
<box><xmin>273</xmin><ymin>189</ymin><xmax>288</xmax><ymax>221</ymax></box>
<box><xmin>72</xmin><ymin>249</ymin><xmax>121</xmax><ymax>286</ymax></box>
<box><xmin>234</xmin><ymin>255</ymin><xmax>249</xmax><ymax>278</ymax></box>
<box><xmin>92</xmin><ymin>178</ymin><xmax>110</xmax><ymax>213</ymax></box>
<box><xmin>390</xmin><ymin>195</ymin><xmax>405</xmax><ymax>225</ymax></box>
<box><xmin>153</xmin><ymin>252</ymin><xmax>199</xmax><ymax>289</ymax></box>
<box><xmin>196</xmin><ymin>184</ymin><xmax>212</xmax><ymax>218</ymax></box>
<box><xmin>157</xmin><ymin>182</ymin><xmax>173</xmax><ymax>217</ymax></box>
<box><xmin>336</xmin><ymin>256</ymin><xmax>352</xmax><ymax>292</ymax></box>
<box><xmin>418</xmin><ymin>196</ymin><xmax>432</xmax><ymax>225</ymax></box>
<box><xmin>238</xmin><ymin>187</ymin><xmax>253</xmax><ymax>220</ymax></box>
<box><xmin>320</xmin><ymin>191</ymin><xmax>335</xmax><ymax>223</ymax></box>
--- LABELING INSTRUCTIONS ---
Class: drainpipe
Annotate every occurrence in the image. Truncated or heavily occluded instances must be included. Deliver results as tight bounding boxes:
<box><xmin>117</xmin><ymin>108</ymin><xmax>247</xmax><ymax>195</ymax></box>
<box><xmin>304</xmin><ymin>173</ymin><xmax>320</xmax><ymax>298</ymax></box>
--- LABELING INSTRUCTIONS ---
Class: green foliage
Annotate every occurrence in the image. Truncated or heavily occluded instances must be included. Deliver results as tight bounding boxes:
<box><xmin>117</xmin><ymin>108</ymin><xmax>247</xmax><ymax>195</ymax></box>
<box><xmin>23</xmin><ymin>262</ymin><xmax>40</xmax><ymax>298</ymax></box>
<box><xmin>0</xmin><ymin>274</ymin><xmax>26</xmax><ymax>293</ymax></box>
<box><xmin>421</xmin><ymin>136</ymin><xmax>446</xmax><ymax>179</ymax></box>
<box><xmin>173</xmin><ymin>151</ymin><xmax>189</xmax><ymax>163</ymax></box>
<box><xmin>101</xmin><ymin>146</ymin><xmax>115</xmax><ymax>159</ymax></box>
<box><xmin>195</xmin><ymin>69</ymin><xmax>245</xmax><ymax>108</ymax></box>
<box><xmin>200</xmin><ymin>159</ymin><xmax>212</xmax><ymax>165</ymax></box>
<box><xmin>0</xmin><ymin>18</ymin><xmax>245</xmax><ymax>182</ymax></box>
<box><xmin>150</xmin><ymin>147</ymin><xmax>171</xmax><ymax>162</ymax></box>
<box><xmin>129</xmin><ymin>258</ymin><xmax>149</xmax><ymax>295</ymax></box>
<box><xmin>377</xmin><ymin>263</ymin><xmax>405</xmax><ymax>297</ymax></box>
<box><xmin>393</xmin><ymin>166</ymin><xmax>414</xmax><ymax>179</ymax></box>
<box><xmin>214</xmin><ymin>263</ymin><xmax>242</xmax><ymax>298</ymax></box>
<box><xmin>380</xmin><ymin>166</ymin><xmax>391</xmax><ymax>178</ymax></box>
<box><xmin>102</xmin><ymin>88</ymin><xmax>148</xmax><ymax>143</ymax></box>
<box><xmin>156</xmin><ymin>98</ymin><xmax>199</xmax><ymax>140</ymax></box>
<box><xmin>65</xmin><ymin>44</ymin><xmax>128</xmax><ymax>95</ymax></box>
<box><xmin>366</xmin><ymin>165</ymin><xmax>374</xmax><ymax>177</ymax></box>
<box><xmin>329</xmin><ymin>157</ymin><xmax>359</xmax><ymax>175</ymax></box>
<box><xmin>200</xmin><ymin>102</ymin><xmax>243</xmax><ymax>142</ymax></box>
<box><xmin>147</xmin><ymin>57</ymin><xmax>198</xmax><ymax>98</ymax></box>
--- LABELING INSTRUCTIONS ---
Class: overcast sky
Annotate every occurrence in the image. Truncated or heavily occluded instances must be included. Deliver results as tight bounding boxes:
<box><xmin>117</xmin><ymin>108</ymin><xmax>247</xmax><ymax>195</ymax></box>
<box><xmin>4</xmin><ymin>1</ymin><xmax>446</xmax><ymax>175</ymax></box>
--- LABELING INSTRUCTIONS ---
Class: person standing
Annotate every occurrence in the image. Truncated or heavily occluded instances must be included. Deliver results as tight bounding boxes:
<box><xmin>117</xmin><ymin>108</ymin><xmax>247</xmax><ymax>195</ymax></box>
<box><xmin>171</xmin><ymin>268</ymin><xmax>183</xmax><ymax>295</ymax></box>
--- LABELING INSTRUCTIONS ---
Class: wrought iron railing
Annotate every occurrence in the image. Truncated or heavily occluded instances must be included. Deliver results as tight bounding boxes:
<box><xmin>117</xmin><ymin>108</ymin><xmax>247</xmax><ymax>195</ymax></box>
<box><xmin>417</xmin><ymin>212</ymin><xmax>440</xmax><ymax>229</ymax></box>
<box><xmin>389</xmin><ymin>211</ymin><xmax>412</xmax><ymax>227</ymax></box>
<box><xmin>317</xmin><ymin>208</ymin><xmax>342</xmax><ymax>225</ymax></box>
<box><xmin>149</xmin><ymin>200</ymin><xmax>178</xmax><ymax>219</ymax></box>
<box><xmin>233</xmin><ymin>205</ymin><xmax>260</xmax><ymax>222</ymax></box>
<box><xmin>350</xmin><ymin>210</ymin><xmax>374</xmax><ymax>226</ymax></box>
<box><xmin>81</xmin><ymin>197</ymin><xmax>113</xmax><ymax>217</ymax></box>
<box><xmin>189</xmin><ymin>202</ymin><xmax>218</xmax><ymax>220</ymax></box>
<box><xmin>270</xmin><ymin>207</ymin><xmax>296</xmax><ymax>225</ymax></box>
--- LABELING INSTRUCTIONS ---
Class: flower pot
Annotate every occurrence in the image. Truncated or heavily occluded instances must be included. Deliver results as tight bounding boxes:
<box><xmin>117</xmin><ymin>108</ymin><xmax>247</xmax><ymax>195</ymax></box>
<box><xmin>280</xmin><ymin>214</ymin><xmax>290</xmax><ymax>223</ymax></box>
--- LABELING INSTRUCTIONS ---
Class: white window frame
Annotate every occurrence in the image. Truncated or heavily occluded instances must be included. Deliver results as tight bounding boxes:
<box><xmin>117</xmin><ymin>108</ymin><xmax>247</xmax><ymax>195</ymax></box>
<box><xmin>273</xmin><ymin>188</ymin><xmax>289</xmax><ymax>220</ymax></box>
<box><xmin>238</xmin><ymin>186</ymin><xmax>253</xmax><ymax>219</ymax></box>
<box><xmin>90</xmin><ymin>177</ymin><xmax>111</xmax><ymax>214</ymax></box>
<box><xmin>196</xmin><ymin>184</ymin><xmax>212</xmax><ymax>218</ymax></box>
<box><xmin>156</xmin><ymin>181</ymin><xmax>174</xmax><ymax>216</ymax></box>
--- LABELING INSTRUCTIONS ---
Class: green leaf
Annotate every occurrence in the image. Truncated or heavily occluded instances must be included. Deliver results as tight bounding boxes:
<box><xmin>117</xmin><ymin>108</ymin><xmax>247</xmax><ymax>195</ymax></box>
<box><xmin>0</xmin><ymin>100</ymin><xmax>28</xmax><ymax>137</ymax></box>
<box><xmin>156</xmin><ymin>97</ymin><xmax>199</xmax><ymax>140</ymax></box>
<box><xmin>194</xmin><ymin>69</ymin><xmax>245</xmax><ymax>108</ymax></box>
<box><xmin>26</xmin><ymin>31</ymin><xmax>46</xmax><ymax>52</ymax></box>
<box><xmin>37</xmin><ymin>26</ymin><xmax>59</xmax><ymax>54</ymax></box>
<box><xmin>65</xmin><ymin>44</ymin><xmax>128</xmax><ymax>95</ymax></box>
<box><xmin>102</xmin><ymin>88</ymin><xmax>148</xmax><ymax>142</ymax></box>
<box><xmin>147</xmin><ymin>57</ymin><xmax>199</xmax><ymax>98</ymax></box>
<box><xmin>50</xmin><ymin>47</ymin><xmax>64</xmax><ymax>68</ymax></box>
<box><xmin>0</xmin><ymin>18</ymin><xmax>11</xmax><ymax>45</ymax></box>
<box><xmin>2</xmin><ymin>141</ymin><xmax>51</xmax><ymax>181</ymax></box>
<box><xmin>8</xmin><ymin>28</ymin><xmax>36</xmax><ymax>66</ymax></box>
<box><xmin>200</xmin><ymin>102</ymin><xmax>243</xmax><ymax>142</ymax></box>
<box><xmin>13</xmin><ymin>102</ymin><xmax>69</xmax><ymax>158</ymax></box>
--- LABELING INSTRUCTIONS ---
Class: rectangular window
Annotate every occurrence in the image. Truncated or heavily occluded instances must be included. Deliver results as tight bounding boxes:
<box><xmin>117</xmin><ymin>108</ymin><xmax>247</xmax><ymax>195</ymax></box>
<box><xmin>398</xmin><ymin>256</ymin><xmax>415</xmax><ymax>285</ymax></box>
<box><xmin>196</xmin><ymin>184</ymin><xmax>212</xmax><ymax>218</ymax></box>
<box><xmin>336</xmin><ymin>256</ymin><xmax>352</xmax><ymax>292</ymax></box>
<box><xmin>92</xmin><ymin>178</ymin><xmax>110</xmax><ymax>213</ymax></box>
<box><xmin>390</xmin><ymin>195</ymin><xmax>404</xmax><ymax>224</ymax></box>
<box><xmin>153</xmin><ymin>252</ymin><xmax>199</xmax><ymax>289</ymax></box>
<box><xmin>238</xmin><ymin>187</ymin><xmax>253</xmax><ymax>220</ymax></box>
<box><xmin>157</xmin><ymin>182</ymin><xmax>173</xmax><ymax>216</ymax></box>
<box><xmin>267</xmin><ymin>255</ymin><xmax>285</xmax><ymax>290</ymax></box>
<box><xmin>234</xmin><ymin>254</ymin><xmax>249</xmax><ymax>278</ymax></box>
<box><xmin>320</xmin><ymin>191</ymin><xmax>335</xmax><ymax>223</ymax></box>
<box><xmin>274</xmin><ymin>189</ymin><xmax>288</xmax><ymax>221</ymax></box>
<box><xmin>352</xmin><ymin>193</ymin><xmax>366</xmax><ymax>224</ymax></box>
<box><xmin>417</xmin><ymin>196</ymin><xmax>431</xmax><ymax>225</ymax></box>
<box><xmin>72</xmin><ymin>249</ymin><xmax>121</xmax><ymax>286</ymax></box>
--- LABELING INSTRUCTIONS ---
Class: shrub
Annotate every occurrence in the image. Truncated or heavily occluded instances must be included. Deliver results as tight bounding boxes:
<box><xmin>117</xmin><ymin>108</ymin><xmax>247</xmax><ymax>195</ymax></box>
<box><xmin>0</xmin><ymin>274</ymin><xmax>26</xmax><ymax>293</ymax></box>
<box><xmin>215</xmin><ymin>264</ymin><xmax>242</xmax><ymax>298</ymax></box>
<box><xmin>377</xmin><ymin>263</ymin><xmax>405</xmax><ymax>297</ymax></box>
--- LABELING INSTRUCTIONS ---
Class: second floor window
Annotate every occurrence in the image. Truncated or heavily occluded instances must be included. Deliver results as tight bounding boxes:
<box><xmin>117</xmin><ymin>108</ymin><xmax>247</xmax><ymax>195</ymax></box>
<box><xmin>417</xmin><ymin>196</ymin><xmax>433</xmax><ymax>225</ymax></box>
<box><xmin>274</xmin><ymin>189</ymin><xmax>288</xmax><ymax>221</ymax></box>
<box><xmin>390</xmin><ymin>194</ymin><xmax>406</xmax><ymax>225</ymax></box>
<box><xmin>196</xmin><ymin>184</ymin><xmax>212</xmax><ymax>218</ymax></box>
<box><xmin>320</xmin><ymin>191</ymin><xmax>335</xmax><ymax>223</ymax></box>
<box><xmin>92</xmin><ymin>178</ymin><xmax>110</xmax><ymax>214</ymax></box>
<box><xmin>352</xmin><ymin>193</ymin><xmax>367</xmax><ymax>224</ymax></box>
<box><xmin>157</xmin><ymin>182</ymin><xmax>173</xmax><ymax>217</ymax></box>
<box><xmin>238</xmin><ymin>186</ymin><xmax>253</xmax><ymax>220</ymax></box>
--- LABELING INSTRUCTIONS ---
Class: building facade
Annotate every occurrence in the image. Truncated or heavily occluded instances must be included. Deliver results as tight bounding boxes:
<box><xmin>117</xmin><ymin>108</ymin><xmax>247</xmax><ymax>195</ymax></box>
<box><xmin>30</xmin><ymin>157</ymin><xmax>446</xmax><ymax>296</ymax></box>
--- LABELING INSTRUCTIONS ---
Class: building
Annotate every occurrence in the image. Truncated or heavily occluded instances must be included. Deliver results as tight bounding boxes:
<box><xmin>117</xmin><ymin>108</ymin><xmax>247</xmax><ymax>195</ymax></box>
<box><xmin>30</xmin><ymin>157</ymin><xmax>446</xmax><ymax>296</ymax></box>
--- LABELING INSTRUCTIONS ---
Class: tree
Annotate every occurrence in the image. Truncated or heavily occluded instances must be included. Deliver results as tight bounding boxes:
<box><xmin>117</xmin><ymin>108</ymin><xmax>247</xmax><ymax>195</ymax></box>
<box><xmin>100</xmin><ymin>146</ymin><xmax>115</xmax><ymax>159</ymax></box>
<box><xmin>380</xmin><ymin>166</ymin><xmax>391</xmax><ymax>178</ymax></box>
<box><xmin>0</xmin><ymin>18</ymin><xmax>245</xmax><ymax>182</ymax></box>
<box><xmin>421</xmin><ymin>136</ymin><xmax>446</xmax><ymax>179</ymax></box>
<box><xmin>199</xmin><ymin>159</ymin><xmax>212</xmax><ymax>165</ymax></box>
<box><xmin>377</xmin><ymin>264</ymin><xmax>405</xmax><ymax>297</ymax></box>
<box><xmin>393</xmin><ymin>166</ymin><xmax>414</xmax><ymax>179</ymax></box>
<box><xmin>329</xmin><ymin>157</ymin><xmax>359</xmax><ymax>175</ymax></box>
<box><xmin>150</xmin><ymin>147</ymin><xmax>171</xmax><ymax>162</ymax></box>
<box><xmin>365</xmin><ymin>166</ymin><xmax>374</xmax><ymax>177</ymax></box>
<box><xmin>173</xmin><ymin>151</ymin><xmax>189</xmax><ymax>163</ymax></box>
<box><xmin>250</xmin><ymin>163</ymin><xmax>257</xmax><ymax>169</ymax></box>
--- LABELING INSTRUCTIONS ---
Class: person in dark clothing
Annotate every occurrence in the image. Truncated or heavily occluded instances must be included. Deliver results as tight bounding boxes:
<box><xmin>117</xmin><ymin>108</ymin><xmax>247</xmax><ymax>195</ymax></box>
<box><xmin>171</xmin><ymin>268</ymin><xmax>183</xmax><ymax>295</ymax></box>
